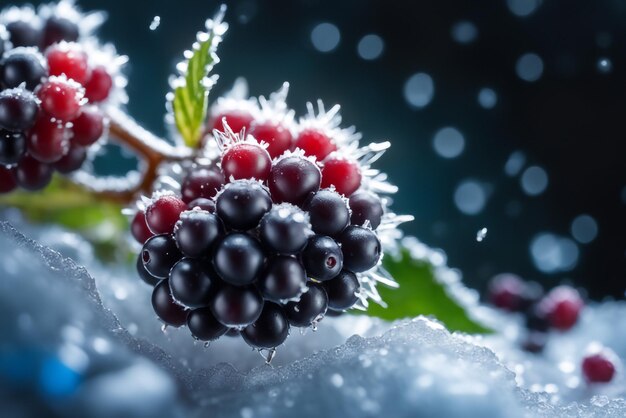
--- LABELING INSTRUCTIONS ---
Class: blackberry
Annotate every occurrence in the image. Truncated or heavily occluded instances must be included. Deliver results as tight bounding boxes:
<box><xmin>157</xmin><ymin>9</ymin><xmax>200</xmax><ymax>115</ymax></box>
<box><xmin>52</xmin><ymin>143</ymin><xmax>86</xmax><ymax>174</ymax></box>
<box><xmin>181</xmin><ymin>167</ymin><xmax>224</xmax><ymax>203</ymax></box>
<box><xmin>284</xmin><ymin>283</ymin><xmax>328</xmax><ymax>327</ymax></box>
<box><xmin>213</xmin><ymin>233</ymin><xmax>264</xmax><ymax>286</ymax></box>
<box><xmin>268</xmin><ymin>155</ymin><xmax>321</xmax><ymax>206</ymax></box>
<box><xmin>259</xmin><ymin>204</ymin><xmax>310</xmax><ymax>254</ymax></box>
<box><xmin>136</xmin><ymin>253</ymin><xmax>160</xmax><ymax>286</ymax></box>
<box><xmin>187</xmin><ymin>197</ymin><xmax>215</xmax><ymax>213</ymax></box>
<box><xmin>151</xmin><ymin>280</ymin><xmax>187</xmax><ymax>327</ymax></box>
<box><xmin>71</xmin><ymin>107</ymin><xmax>104</xmax><ymax>146</ymax></box>
<box><xmin>324</xmin><ymin>270</ymin><xmax>360</xmax><ymax>310</ymax></box>
<box><xmin>338</xmin><ymin>226</ymin><xmax>381</xmax><ymax>272</ymax></box>
<box><xmin>0</xmin><ymin>49</ymin><xmax>47</xmax><ymax>90</ymax></box>
<box><xmin>169</xmin><ymin>258</ymin><xmax>217</xmax><ymax>308</ymax></box>
<box><xmin>216</xmin><ymin>180</ymin><xmax>271</xmax><ymax>230</ymax></box>
<box><xmin>242</xmin><ymin>302</ymin><xmax>290</xmax><ymax>349</ymax></box>
<box><xmin>349</xmin><ymin>191</ymin><xmax>384</xmax><ymax>229</ymax></box>
<box><xmin>187</xmin><ymin>307</ymin><xmax>228</xmax><ymax>341</ymax></box>
<box><xmin>0</xmin><ymin>89</ymin><xmax>39</xmax><ymax>132</ymax></box>
<box><xmin>42</xmin><ymin>16</ymin><xmax>80</xmax><ymax>48</ymax></box>
<box><xmin>0</xmin><ymin>166</ymin><xmax>17</xmax><ymax>193</ymax></box>
<box><xmin>525</xmin><ymin>306</ymin><xmax>550</xmax><ymax>333</ymax></box>
<box><xmin>6</xmin><ymin>20</ymin><xmax>41</xmax><ymax>48</ymax></box>
<box><xmin>301</xmin><ymin>235</ymin><xmax>343</xmax><ymax>281</ymax></box>
<box><xmin>174</xmin><ymin>210</ymin><xmax>223</xmax><ymax>258</ymax></box>
<box><xmin>305</xmin><ymin>189</ymin><xmax>349</xmax><ymax>236</ymax></box>
<box><xmin>27</xmin><ymin>116</ymin><xmax>70</xmax><ymax>163</ymax></box>
<box><xmin>0</xmin><ymin>129</ymin><xmax>26</xmax><ymax>165</ymax></box>
<box><xmin>15</xmin><ymin>154</ymin><xmax>53</xmax><ymax>190</ymax></box>
<box><xmin>210</xmin><ymin>283</ymin><xmax>264</xmax><ymax>327</ymax></box>
<box><xmin>141</xmin><ymin>234</ymin><xmax>182</xmax><ymax>279</ymax></box>
<box><xmin>257</xmin><ymin>256</ymin><xmax>307</xmax><ymax>302</ymax></box>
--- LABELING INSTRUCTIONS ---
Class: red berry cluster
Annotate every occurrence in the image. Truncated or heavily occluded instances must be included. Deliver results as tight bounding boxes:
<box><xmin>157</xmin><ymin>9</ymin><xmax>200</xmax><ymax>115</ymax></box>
<box><xmin>0</xmin><ymin>5</ymin><xmax>116</xmax><ymax>193</ymax></box>
<box><xmin>488</xmin><ymin>274</ymin><xmax>585</xmax><ymax>352</ymax></box>
<box><xmin>132</xmin><ymin>103</ymin><xmax>390</xmax><ymax>350</ymax></box>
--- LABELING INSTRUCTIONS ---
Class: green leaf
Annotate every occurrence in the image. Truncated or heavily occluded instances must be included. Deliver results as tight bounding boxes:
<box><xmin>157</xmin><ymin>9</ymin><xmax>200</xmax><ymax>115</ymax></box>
<box><xmin>365</xmin><ymin>247</ymin><xmax>492</xmax><ymax>334</ymax></box>
<box><xmin>171</xmin><ymin>6</ymin><xmax>227</xmax><ymax>148</ymax></box>
<box><xmin>0</xmin><ymin>176</ymin><xmax>130</xmax><ymax>262</ymax></box>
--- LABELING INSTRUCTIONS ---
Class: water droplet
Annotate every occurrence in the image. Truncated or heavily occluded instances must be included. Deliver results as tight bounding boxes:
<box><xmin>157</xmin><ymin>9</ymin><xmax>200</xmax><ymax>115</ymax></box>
<box><xmin>433</xmin><ymin>127</ymin><xmax>465</xmax><ymax>158</ymax></box>
<box><xmin>149</xmin><ymin>16</ymin><xmax>161</xmax><ymax>31</ymax></box>
<box><xmin>161</xmin><ymin>324</ymin><xmax>168</xmax><ymax>333</ymax></box>
<box><xmin>476</xmin><ymin>227</ymin><xmax>488</xmax><ymax>242</ymax></box>
<box><xmin>520</xmin><ymin>166</ymin><xmax>548</xmax><ymax>196</ymax></box>
<box><xmin>454</xmin><ymin>180</ymin><xmax>488</xmax><ymax>215</ymax></box>
<box><xmin>516</xmin><ymin>53</ymin><xmax>544</xmax><ymax>82</ymax></box>
<box><xmin>571</xmin><ymin>214</ymin><xmax>598</xmax><ymax>244</ymax></box>
<box><xmin>403</xmin><ymin>72</ymin><xmax>434</xmax><ymax>109</ymax></box>
<box><xmin>311</xmin><ymin>23</ymin><xmax>340</xmax><ymax>53</ymax></box>
<box><xmin>477</xmin><ymin>88</ymin><xmax>497</xmax><ymax>109</ymax></box>
<box><xmin>357</xmin><ymin>34</ymin><xmax>384</xmax><ymax>60</ymax></box>
<box><xmin>451</xmin><ymin>20</ymin><xmax>478</xmax><ymax>44</ymax></box>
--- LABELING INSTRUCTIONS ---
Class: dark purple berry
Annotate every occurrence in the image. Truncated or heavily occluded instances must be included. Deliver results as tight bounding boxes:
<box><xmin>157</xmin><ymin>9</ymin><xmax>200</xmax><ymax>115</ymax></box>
<box><xmin>187</xmin><ymin>307</ymin><xmax>228</xmax><ymax>341</ymax></box>
<box><xmin>0</xmin><ymin>89</ymin><xmax>39</xmax><ymax>131</ymax></box>
<box><xmin>151</xmin><ymin>280</ymin><xmax>187</xmax><ymax>327</ymax></box>
<box><xmin>284</xmin><ymin>283</ymin><xmax>328</xmax><ymax>327</ymax></box>
<box><xmin>259</xmin><ymin>204</ymin><xmax>310</xmax><ymax>254</ymax></box>
<box><xmin>349</xmin><ymin>191</ymin><xmax>384</xmax><ymax>229</ymax></box>
<box><xmin>325</xmin><ymin>309</ymin><xmax>344</xmax><ymax>317</ymax></box>
<box><xmin>324</xmin><ymin>270</ymin><xmax>360</xmax><ymax>310</ymax></box>
<box><xmin>337</xmin><ymin>226</ymin><xmax>381</xmax><ymax>273</ymax></box>
<box><xmin>15</xmin><ymin>154</ymin><xmax>52</xmax><ymax>190</ymax></box>
<box><xmin>216</xmin><ymin>180</ymin><xmax>271</xmax><ymax>230</ymax></box>
<box><xmin>0</xmin><ymin>50</ymin><xmax>47</xmax><ymax>90</ymax></box>
<box><xmin>268</xmin><ymin>155</ymin><xmax>321</xmax><ymax>206</ymax></box>
<box><xmin>0</xmin><ymin>166</ymin><xmax>17</xmax><ymax>193</ymax></box>
<box><xmin>242</xmin><ymin>302</ymin><xmax>290</xmax><ymax>349</ymax></box>
<box><xmin>169</xmin><ymin>258</ymin><xmax>218</xmax><ymax>308</ymax></box>
<box><xmin>141</xmin><ymin>234</ymin><xmax>182</xmax><ymax>279</ymax></box>
<box><xmin>258</xmin><ymin>256</ymin><xmax>307</xmax><ymax>302</ymax></box>
<box><xmin>174</xmin><ymin>210</ymin><xmax>223</xmax><ymax>258</ymax></box>
<box><xmin>187</xmin><ymin>197</ymin><xmax>215</xmax><ymax>213</ymax></box>
<box><xmin>521</xmin><ymin>332</ymin><xmax>547</xmax><ymax>354</ymax></box>
<box><xmin>213</xmin><ymin>233</ymin><xmax>264</xmax><ymax>286</ymax></box>
<box><xmin>224</xmin><ymin>328</ymin><xmax>240</xmax><ymax>337</ymax></box>
<box><xmin>210</xmin><ymin>283</ymin><xmax>264</xmax><ymax>327</ymax></box>
<box><xmin>525</xmin><ymin>306</ymin><xmax>550</xmax><ymax>332</ymax></box>
<box><xmin>181</xmin><ymin>167</ymin><xmax>224</xmax><ymax>203</ymax></box>
<box><xmin>6</xmin><ymin>21</ymin><xmax>41</xmax><ymax>48</ymax></box>
<box><xmin>306</xmin><ymin>189</ymin><xmax>350</xmax><ymax>236</ymax></box>
<box><xmin>301</xmin><ymin>235</ymin><xmax>343</xmax><ymax>281</ymax></box>
<box><xmin>136</xmin><ymin>253</ymin><xmax>159</xmax><ymax>286</ymax></box>
<box><xmin>0</xmin><ymin>129</ymin><xmax>26</xmax><ymax>165</ymax></box>
<box><xmin>52</xmin><ymin>143</ymin><xmax>86</xmax><ymax>173</ymax></box>
<box><xmin>42</xmin><ymin>16</ymin><xmax>79</xmax><ymax>48</ymax></box>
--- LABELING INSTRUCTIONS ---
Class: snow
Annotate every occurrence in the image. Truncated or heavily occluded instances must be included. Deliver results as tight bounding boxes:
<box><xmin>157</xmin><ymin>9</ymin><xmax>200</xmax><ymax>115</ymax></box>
<box><xmin>1</xmin><ymin>219</ymin><xmax>625</xmax><ymax>417</ymax></box>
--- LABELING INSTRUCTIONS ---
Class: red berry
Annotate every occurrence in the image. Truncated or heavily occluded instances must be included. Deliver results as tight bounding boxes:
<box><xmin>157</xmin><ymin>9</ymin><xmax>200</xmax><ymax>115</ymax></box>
<box><xmin>15</xmin><ymin>154</ymin><xmax>53</xmax><ymax>190</ymax></box>
<box><xmin>211</xmin><ymin>111</ymin><xmax>254</xmax><ymax>134</ymax></box>
<box><xmin>37</xmin><ymin>78</ymin><xmax>84</xmax><ymax>121</ymax></box>
<box><xmin>582</xmin><ymin>353</ymin><xmax>616</xmax><ymax>383</ymax></box>
<box><xmin>268</xmin><ymin>155</ymin><xmax>321</xmax><ymax>206</ymax></box>
<box><xmin>46</xmin><ymin>43</ymin><xmax>90</xmax><ymax>85</ymax></box>
<box><xmin>71</xmin><ymin>107</ymin><xmax>104</xmax><ymax>146</ymax></box>
<box><xmin>131</xmin><ymin>211</ymin><xmax>154</xmax><ymax>244</ymax></box>
<box><xmin>181</xmin><ymin>168</ymin><xmax>224</xmax><ymax>203</ymax></box>
<box><xmin>321</xmin><ymin>156</ymin><xmax>361</xmax><ymax>196</ymax></box>
<box><xmin>145</xmin><ymin>195</ymin><xmax>187</xmax><ymax>234</ymax></box>
<box><xmin>84</xmin><ymin>66</ymin><xmax>113</xmax><ymax>103</ymax></box>
<box><xmin>249</xmin><ymin>121</ymin><xmax>292</xmax><ymax>159</ymax></box>
<box><xmin>52</xmin><ymin>143</ymin><xmax>86</xmax><ymax>173</ymax></box>
<box><xmin>27</xmin><ymin>116</ymin><xmax>70</xmax><ymax>163</ymax></box>
<box><xmin>221</xmin><ymin>142</ymin><xmax>271</xmax><ymax>182</ymax></box>
<box><xmin>0</xmin><ymin>166</ymin><xmax>17</xmax><ymax>193</ymax></box>
<box><xmin>488</xmin><ymin>273</ymin><xmax>527</xmax><ymax>312</ymax></box>
<box><xmin>294</xmin><ymin>129</ymin><xmax>336</xmax><ymax>161</ymax></box>
<box><xmin>544</xmin><ymin>286</ymin><xmax>584</xmax><ymax>331</ymax></box>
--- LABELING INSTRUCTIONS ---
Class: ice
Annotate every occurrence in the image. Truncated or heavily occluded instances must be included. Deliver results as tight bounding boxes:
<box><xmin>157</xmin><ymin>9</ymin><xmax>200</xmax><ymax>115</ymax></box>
<box><xmin>1</xmin><ymin>220</ymin><xmax>625</xmax><ymax>417</ymax></box>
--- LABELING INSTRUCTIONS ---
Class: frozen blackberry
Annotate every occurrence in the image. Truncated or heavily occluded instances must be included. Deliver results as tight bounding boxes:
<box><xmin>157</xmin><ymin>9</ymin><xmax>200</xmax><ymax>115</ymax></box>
<box><xmin>15</xmin><ymin>154</ymin><xmax>53</xmax><ymax>190</ymax></box>
<box><xmin>324</xmin><ymin>270</ymin><xmax>360</xmax><ymax>310</ymax></box>
<box><xmin>216</xmin><ymin>180</ymin><xmax>272</xmax><ymax>230</ymax></box>
<box><xmin>259</xmin><ymin>204</ymin><xmax>310</xmax><ymax>254</ymax></box>
<box><xmin>181</xmin><ymin>167</ymin><xmax>224</xmax><ymax>203</ymax></box>
<box><xmin>42</xmin><ymin>16</ymin><xmax>80</xmax><ymax>48</ymax></box>
<box><xmin>169</xmin><ymin>258</ymin><xmax>218</xmax><ymax>308</ymax></box>
<box><xmin>338</xmin><ymin>226</ymin><xmax>381</xmax><ymax>272</ymax></box>
<box><xmin>52</xmin><ymin>143</ymin><xmax>86</xmax><ymax>173</ymax></box>
<box><xmin>0</xmin><ymin>129</ymin><xmax>26</xmax><ymax>165</ymax></box>
<box><xmin>174</xmin><ymin>210</ymin><xmax>223</xmax><ymax>258</ymax></box>
<box><xmin>257</xmin><ymin>256</ymin><xmax>307</xmax><ymax>302</ymax></box>
<box><xmin>242</xmin><ymin>302</ymin><xmax>290</xmax><ymax>349</ymax></box>
<box><xmin>268</xmin><ymin>155</ymin><xmax>321</xmax><ymax>206</ymax></box>
<box><xmin>187</xmin><ymin>307</ymin><xmax>228</xmax><ymax>341</ymax></box>
<box><xmin>349</xmin><ymin>191</ymin><xmax>383</xmax><ymax>229</ymax></box>
<box><xmin>141</xmin><ymin>234</ymin><xmax>183</xmax><ymax>279</ymax></box>
<box><xmin>0</xmin><ymin>89</ymin><xmax>39</xmax><ymax>132</ymax></box>
<box><xmin>0</xmin><ymin>166</ymin><xmax>17</xmax><ymax>193</ymax></box>
<box><xmin>151</xmin><ymin>280</ymin><xmax>187</xmax><ymax>327</ymax></box>
<box><xmin>136</xmin><ymin>253</ymin><xmax>160</xmax><ymax>286</ymax></box>
<box><xmin>301</xmin><ymin>235</ymin><xmax>343</xmax><ymax>281</ymax></box>
<box><xmin>305</xmin><ymin>189</ymin><xmax>350</xmax><ymax>236</ymax></box>
<box><xmin>187</xmin><ymin>197</ymin><xmax>215</xmax><ymax>212</ymax></box>
<box><xmin>27</xmin><ymin>116</ymin><xmax>70</xmax><ymax>163</ymax></box>
<box><xmin>284</xmin><ymin>283</ymin><xmax>328</xmax><ymax>327</ymax></box>
<box><xmin>0</xmin><ymin>49</ymin><xmax>47</xmax><ymax>90</ymax></box>
<box><xmin>210</xmin><ymin>283</ymin><xmax>264</xmax><ymax>327</ymax></box>
<box><xmin>213</xmin><ymin>233</ymin><xmax>264</xmax><ymax>286</ymax></box>
<box><xmin>6</xmin><ymin>20</ymin><xmax>41</xmax><ymax>48</ymax></box>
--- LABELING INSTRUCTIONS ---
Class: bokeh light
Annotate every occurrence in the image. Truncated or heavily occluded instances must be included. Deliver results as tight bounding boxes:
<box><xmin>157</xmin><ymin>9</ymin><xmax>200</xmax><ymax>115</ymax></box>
<box><xmin>507</xmin><ymin>0</ymin><xmax>543</xmax><ymax>17</ymax></box>
<box><xmin>403</xmin><ymin>73</ymin><xmax>434</xmax><ymax>109</ymax></box>
<box><xmin>477</xmin><ymin>88</ymin><xmax>497</xmax><ymax>109</ymax></box>
<box><xmin>570</xmin><ymin>214</ymin><xmax>598</xmax><ymax>244</ymax></box>
<box><xmin>520</xmin><ymin>166</ymin><xmax>548</xmax><ymax>196</ymax></box>
<box><xmin>454</xmin><ymin>180</ymin><xmax>488</xmax><ymax>215</ymax></box>
<box><xmin>530</xmin><ymin>233</ymin><xmax>579</xmax><ymax>273</ymax></box>
<box><xmin>433</xmin><ymin>127</ymin><xmax>465</xmax><ymax>159</ymax></box>
<box><xmin>357</xmin><ymin>34</ymin><xmax>384</xmax><ymax>60</ymax></box>
<box><xmin>311</xmin><ymin>23</ymin><xmax>341</xmax><ymax>53</ymax></box>
<box><xmin>516</xmin><ymin>53</ymin><xmax>544</xmax><ymax>82</ymax></box>
<box><xmin>451</xmin><ymin>21</ymin><xmax>478</xmax><ymax>44</ymax></box>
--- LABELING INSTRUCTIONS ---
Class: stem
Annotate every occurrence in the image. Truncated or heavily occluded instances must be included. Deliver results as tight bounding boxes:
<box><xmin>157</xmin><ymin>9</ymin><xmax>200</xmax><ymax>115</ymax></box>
<box><xmin>71</xmin><ymin>107</ymin><xmax>195</xmax><ymax>205</ymax></box>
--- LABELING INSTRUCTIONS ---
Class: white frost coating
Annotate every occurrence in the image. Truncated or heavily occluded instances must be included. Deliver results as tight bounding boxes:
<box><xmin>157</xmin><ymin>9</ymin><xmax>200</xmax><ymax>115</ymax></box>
<box><xmin>1</xmin><ymin>221</ymin><xmax>626</xmax><ymax>417</ymax></box>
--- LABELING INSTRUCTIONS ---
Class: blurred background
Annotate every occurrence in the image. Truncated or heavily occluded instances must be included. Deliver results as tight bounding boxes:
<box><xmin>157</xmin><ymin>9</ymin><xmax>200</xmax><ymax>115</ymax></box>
<box><xmin>17</xmin><ymin>0</ymin><xmax>626</xmax><ymax>299</ymax></box>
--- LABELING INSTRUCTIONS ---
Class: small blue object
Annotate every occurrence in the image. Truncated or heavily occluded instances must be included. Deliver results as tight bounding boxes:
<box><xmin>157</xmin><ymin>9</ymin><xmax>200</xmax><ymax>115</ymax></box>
<box><xmin>39</xmin><ymin>356</ymin><xmax>82</xmax><ymax>398</ymax></box>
